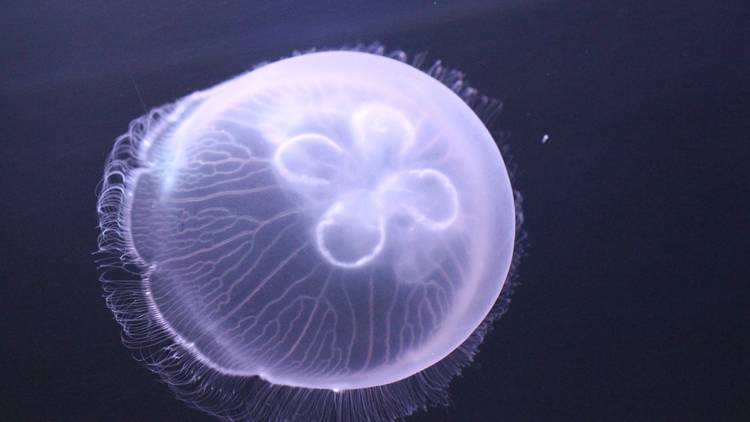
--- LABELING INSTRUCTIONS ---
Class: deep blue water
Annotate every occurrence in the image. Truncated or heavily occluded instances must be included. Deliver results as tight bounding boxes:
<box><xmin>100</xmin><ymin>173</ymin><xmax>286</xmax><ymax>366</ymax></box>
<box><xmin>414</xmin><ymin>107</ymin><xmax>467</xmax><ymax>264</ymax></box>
<box><xmin>1</xmin><ymin>0</ymin><xmax>747</xmax><ymax>420</ymax></box>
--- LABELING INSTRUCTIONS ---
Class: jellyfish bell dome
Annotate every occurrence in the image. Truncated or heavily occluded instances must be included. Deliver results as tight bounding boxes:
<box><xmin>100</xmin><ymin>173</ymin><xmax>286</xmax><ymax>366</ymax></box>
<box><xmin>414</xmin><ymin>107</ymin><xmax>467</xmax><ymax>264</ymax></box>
<box><xmin>99</xmin><ymin>47</ymin><xmax>519</xmax><ymax>420</ymax></box>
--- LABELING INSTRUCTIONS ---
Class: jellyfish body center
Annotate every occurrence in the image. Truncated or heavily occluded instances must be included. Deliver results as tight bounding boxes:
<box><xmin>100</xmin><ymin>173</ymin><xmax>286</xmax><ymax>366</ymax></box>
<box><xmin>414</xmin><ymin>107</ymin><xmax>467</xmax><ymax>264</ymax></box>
<box><xmin>272</xmin><ymin>104</ymin><xmax>460</xmax><ymax>268</ymax></box>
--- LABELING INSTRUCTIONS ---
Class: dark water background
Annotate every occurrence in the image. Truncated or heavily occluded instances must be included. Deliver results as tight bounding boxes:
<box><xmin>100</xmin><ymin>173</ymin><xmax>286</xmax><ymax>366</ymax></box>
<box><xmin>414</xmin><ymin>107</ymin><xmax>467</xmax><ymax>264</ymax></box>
<box><xmin>1</xmin><ymin>0</ymin><xmax>747</xmax><ymax>420</ymax></box>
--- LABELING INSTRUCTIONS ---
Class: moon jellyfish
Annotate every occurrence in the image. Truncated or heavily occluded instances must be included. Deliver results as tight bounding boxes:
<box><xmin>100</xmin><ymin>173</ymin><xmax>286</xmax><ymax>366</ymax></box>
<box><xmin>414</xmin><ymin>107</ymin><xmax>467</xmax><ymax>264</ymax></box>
<box><xmin>97</xmin><ymin>44</ymin><xmax>522</xmax><ymax>421</ymax></box>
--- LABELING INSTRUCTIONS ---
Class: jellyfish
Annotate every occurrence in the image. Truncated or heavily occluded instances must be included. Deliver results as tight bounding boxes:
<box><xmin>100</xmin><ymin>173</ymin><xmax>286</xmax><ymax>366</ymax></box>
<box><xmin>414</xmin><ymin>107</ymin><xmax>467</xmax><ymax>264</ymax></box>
<box><xmin>96</xmin><ymin>44</ymin><xmax>522</xmax><ymax>421</ymax></box>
